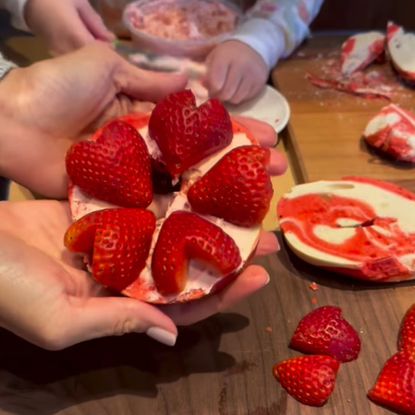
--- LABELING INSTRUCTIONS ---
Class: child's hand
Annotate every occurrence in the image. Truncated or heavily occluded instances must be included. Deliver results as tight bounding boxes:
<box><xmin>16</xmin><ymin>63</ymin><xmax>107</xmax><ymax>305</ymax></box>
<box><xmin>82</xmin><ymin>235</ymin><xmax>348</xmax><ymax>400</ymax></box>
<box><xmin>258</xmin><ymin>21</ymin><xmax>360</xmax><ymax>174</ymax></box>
<box><xmin>25</xmin><ymin>0</ymin><xmax>115</xmax><ymax>55</ymax></box>
<box><xmin>205</xmin><ymin>40</ymin><xmax>269</xmax><ymax>105</ymax></box>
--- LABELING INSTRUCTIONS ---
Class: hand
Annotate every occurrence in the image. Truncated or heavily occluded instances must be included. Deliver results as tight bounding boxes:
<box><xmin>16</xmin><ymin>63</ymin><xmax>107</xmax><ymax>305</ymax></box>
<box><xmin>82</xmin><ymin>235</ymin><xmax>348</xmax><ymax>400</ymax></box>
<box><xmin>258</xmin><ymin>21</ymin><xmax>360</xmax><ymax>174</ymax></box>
<box><xmin>0</xmin><ymin>42</ymin><xmax>187</xmax><ymax>198</ymax></box>
<box><xmin>25</xmin><ymin>0</ymin><xmax>115</xmax><ymax>55</ymax></box>
<box><xmin>205</xmin><ymin>40</ymin><xmax>269</xmax><ymax>105</ymax></box>
<box><xmin>0</xmin><ymin>117</ymin><xmax>286</xmax><ymax>350</ymax></box>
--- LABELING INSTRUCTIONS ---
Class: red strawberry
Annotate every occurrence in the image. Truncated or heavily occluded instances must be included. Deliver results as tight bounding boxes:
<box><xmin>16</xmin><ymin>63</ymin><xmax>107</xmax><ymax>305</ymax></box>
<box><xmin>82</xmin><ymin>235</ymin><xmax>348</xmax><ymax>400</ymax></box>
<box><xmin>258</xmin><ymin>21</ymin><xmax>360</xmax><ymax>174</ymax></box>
<box><xmin>148</xmin><ymin>90</ymin><xmax>232</xmax><ymax>176</ymax></box>
<box><xmin>188</xmin><ymin>145</ymin><xmax>273</xmax><ymax>227</ymax></box>
<box><xmin>368</xmin><ymin>351</ymin><xmax>415</xmax><ymax>415</ymax></box>
<box><xmin>151</xmin><ymin>211</ymin><xmax>241</xmax><ymax>295</ymax></box>
<box><xmin>66</xmin><ymin>120</ymin><xmax>153</xmax><ymax>208</ymax></box>
<box><xmin>273</xmin><ymin>355</ymin><xmax>340</xmax><ymax>406</ymax></box>
<box><xmin>290</xmin><ymin>306</ymin><xmax>361</xmax><ymax>362</ymax></box>
<box><xmin>64</xmin><ymin>208</ymin><xmax>156</xmax><ymax>291</ymax></box>
<box><xmin>399</xmin><ymin>304</ymin><xmax>415</xmax><ymax>357</ymax></box>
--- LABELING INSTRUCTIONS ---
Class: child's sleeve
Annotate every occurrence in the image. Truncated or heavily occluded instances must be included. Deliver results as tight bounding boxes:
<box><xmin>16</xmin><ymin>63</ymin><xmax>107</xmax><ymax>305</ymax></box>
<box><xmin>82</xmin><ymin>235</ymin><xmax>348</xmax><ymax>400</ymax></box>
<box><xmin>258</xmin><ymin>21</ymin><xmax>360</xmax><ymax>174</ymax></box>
<box><xmin>0</xmin><ymin>0</ymin><xmax>30</xmax><ymax>31</ymax></box>
<box><xmin>229</xmin><ymin>0</ymin><xmax>324</xmax><ymax>69</ymax></box>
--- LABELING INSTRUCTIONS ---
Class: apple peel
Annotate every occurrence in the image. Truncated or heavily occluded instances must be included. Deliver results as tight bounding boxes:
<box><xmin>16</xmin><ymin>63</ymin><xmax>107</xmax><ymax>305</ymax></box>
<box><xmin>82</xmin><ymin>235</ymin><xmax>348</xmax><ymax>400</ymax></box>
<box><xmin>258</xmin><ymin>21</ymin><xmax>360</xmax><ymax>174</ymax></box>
<box><xmin>277</xmin><ymin>177</ymin><xmax>415</xmax><ymax>282</ymax></box>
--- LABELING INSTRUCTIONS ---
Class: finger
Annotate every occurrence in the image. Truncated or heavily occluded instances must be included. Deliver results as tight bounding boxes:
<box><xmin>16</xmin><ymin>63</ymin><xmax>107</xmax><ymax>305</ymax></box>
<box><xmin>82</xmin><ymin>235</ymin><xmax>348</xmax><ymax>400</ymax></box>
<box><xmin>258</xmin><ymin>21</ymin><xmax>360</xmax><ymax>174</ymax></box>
<box><xmin>59</xmin><ymin>297</ymin><xmax>178</xmax><ymax>349</ymax></box>
<box><xmin>78</xmin><ymin>1</ymin><xmax>116</xmax><ymax>41</ymax></box>
<box><xmin>216</xmin><ymin>63</ymin><xmax>243</xmax><ymax>102</ymax></box>
<box><xmin>233</xmin><ymin>116</ymin><xmax>278</xmax><ymax>147</ymax></box>
<box><xmin>268</xmin><ymin>149</ymin><xmax>288</xmax><ymax>176</ymax></box>
<box><xmin>162</xmin><ymin>265</ymin><xmax>269</xmax><ymax>326</ymax></box>
<box><xmin>228</xmin><ymin>78</ymin><xmax>252</xmax><ymax>105</ymax></box>
<box><xmin>206</xmin><ymin>57</ymin><xmax>229</xmax><ymax>97</ymax></box>
<box><xmin>255</xmin><ymin>231</ymin><xmax>279</xmax><ymax>256</ymax></box>
<box><xmin>117</xmin><ymin>62</ymin><xmax>188</xmax><ymax>102</ymax></box>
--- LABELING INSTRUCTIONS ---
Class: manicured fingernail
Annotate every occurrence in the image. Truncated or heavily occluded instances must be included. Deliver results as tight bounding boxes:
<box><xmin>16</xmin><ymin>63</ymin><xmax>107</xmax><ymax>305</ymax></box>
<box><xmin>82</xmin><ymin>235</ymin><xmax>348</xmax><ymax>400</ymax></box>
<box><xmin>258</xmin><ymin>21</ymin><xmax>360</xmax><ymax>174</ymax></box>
<box><xmin>146</xmin><ymin>327</ymin><xmax>177</xmax><ymax>346</ymax></box>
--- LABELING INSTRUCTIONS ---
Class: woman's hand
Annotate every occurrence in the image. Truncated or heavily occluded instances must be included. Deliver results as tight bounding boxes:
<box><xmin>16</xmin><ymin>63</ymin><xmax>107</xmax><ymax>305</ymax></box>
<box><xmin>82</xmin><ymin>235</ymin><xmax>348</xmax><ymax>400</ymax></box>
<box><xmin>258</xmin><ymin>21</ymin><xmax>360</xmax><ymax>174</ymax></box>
<box><xmin>0</xmin><ymin>42</ymin><xmax>187</xmax><ymax>198</ymax></box>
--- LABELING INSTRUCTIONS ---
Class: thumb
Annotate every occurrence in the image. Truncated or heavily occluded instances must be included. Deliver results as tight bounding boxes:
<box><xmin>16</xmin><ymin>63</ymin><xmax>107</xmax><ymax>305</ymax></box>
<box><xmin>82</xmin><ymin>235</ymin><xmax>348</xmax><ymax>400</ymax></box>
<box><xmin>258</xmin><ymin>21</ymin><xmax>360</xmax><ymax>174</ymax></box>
<box><xmin>78</xmin><ymin>0</ymin><xmax>116</xmax><ymax>41</ymax></box>
<box><xmin>117</xmin><ymin>61</ymin><xmax>189</xmax><ymax>102</ymax></box>
<box><xmin>62</xmin><ymin>297</ymin><xmax>178</xmax><ymax>348</ymax></box>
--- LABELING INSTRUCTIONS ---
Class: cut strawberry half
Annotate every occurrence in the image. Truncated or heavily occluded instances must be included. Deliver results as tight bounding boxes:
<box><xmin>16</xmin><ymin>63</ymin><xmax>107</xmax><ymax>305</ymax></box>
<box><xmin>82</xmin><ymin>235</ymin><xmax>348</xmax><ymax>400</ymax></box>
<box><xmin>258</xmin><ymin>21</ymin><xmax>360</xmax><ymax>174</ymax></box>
<box><xmin>188</xmin><ymin>145</ymin><xmax>273</xmax><ymax>227</ymax></box>
<box><xmin>341</xmin><ymin>31</ymin><xmax>385</xmax><ymax>76</ymax></box>
<box><xmin>151</xmin><ymin>211</ymin><xmax>242</xmax><ymax>295</ymax></box>
<box><xmin>399</xmin><ymin>304</ymin><xmax>415</xmax><ymax>358</ymax></box>
<box><xmin>290</xmin><ymin>306</ymin><xmax>361</xmax><ymax>362</ymax></box>
<box><xmin>368</xmin><ymin>351</ymin><xmax>415</xmax><ymax>415</ymax></box>
<box><xmin>387</xmin><ymin>22</ymin><xmax>415</xmax><ymax>84</ymax></box>
<box><xmin>64</xmin><ymin>208</ymin><xmax>156</xmax><ymax>291</ymax></box>
<box><xmin>273</xmin><ymin>355</ymin><xmax>340</xmax><ymax>407</ymax></box>
<box><xmin>364</xmin><ymin>104</ymin><xmax>415</xmax><ymax>163</ymax></box>
<box><xmin>148</xmin><ymin>89</ymin><xmax>232</xmax><ymax>176</ymax></box>
<box><xmin>278</xmin><ymin>177</ymin><xmax>415</xmax><ymax>282</ymax></box>
<box><xmin>66</xmin><ymin>120</ymin><xmax>153</xmax><ymax>208</ymax></box>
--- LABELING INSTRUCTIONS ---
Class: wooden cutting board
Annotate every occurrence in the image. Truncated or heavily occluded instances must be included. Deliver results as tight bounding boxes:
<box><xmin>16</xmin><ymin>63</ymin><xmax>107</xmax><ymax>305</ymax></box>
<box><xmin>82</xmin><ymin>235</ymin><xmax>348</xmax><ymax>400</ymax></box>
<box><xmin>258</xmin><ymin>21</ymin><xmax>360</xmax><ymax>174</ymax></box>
<box><xmin>273</xmin><ymin>35</ymin><xmax>415</xmax><ymax>184</ymax></box>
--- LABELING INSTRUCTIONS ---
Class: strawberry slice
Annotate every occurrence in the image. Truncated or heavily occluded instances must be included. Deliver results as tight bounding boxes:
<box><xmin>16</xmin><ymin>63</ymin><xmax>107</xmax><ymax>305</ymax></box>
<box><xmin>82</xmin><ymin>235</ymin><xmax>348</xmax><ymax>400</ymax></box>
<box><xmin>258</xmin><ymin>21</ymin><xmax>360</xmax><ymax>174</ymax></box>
<box><xmin>148</xmin><ymin>90</ymin><xmax>232</xmax><ymax>176</ymax></box>
<box><xmin>64</xmin><ymin>208</ymin><xmax>156</xmax><ymax>291</ymax></box>
<box><xmin>368</xmin><ymin>351</ymin><xmax>415</xmax><ymax>415</ymax></box>
<box><xmin>188</xmin><ymin>146</ymin><xmax>273</xmax><ymax>227</ymax></box>
<box><xmin>151</xmin><ymin>211</ymin><xmax>241</xmax><ymax>295</ymax></box>
<box><xmin>273</xmin><ymin>355</ymin><xmax>340</xmax><ymax>406</ymax></box>
<box><xmin>66</xmin><ymin>120</ymin><xmax>153</xmax><ymax>208</ymax></box>
<box><xmin>290</xmin><ymin>306</ymin><xmax>361</xmax><ymax>362</ymax></box>
<box><xmin>399</xmin><ymin>304</ymin><xmax>415</xmax><ymax>357</ymax></box>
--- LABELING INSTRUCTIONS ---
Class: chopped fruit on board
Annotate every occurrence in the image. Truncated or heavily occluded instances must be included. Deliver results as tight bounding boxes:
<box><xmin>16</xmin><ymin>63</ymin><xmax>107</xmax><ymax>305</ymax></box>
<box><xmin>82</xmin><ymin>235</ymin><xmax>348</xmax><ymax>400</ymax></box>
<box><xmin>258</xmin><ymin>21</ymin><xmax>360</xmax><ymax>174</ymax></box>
<box><xmin>66</xmin><ymin>120</ymin><xmax>153</xmax><ymax>208</ymax></box>
<box><xmin>66</xmin><ymin>90</ymin><xmax>271</xmax><ymax>304</ymax></box>
<box><xmin>273</xmin><ymin>355</ymin><xmax>340</xmax><ymax>407</ymax></box>
<box><xmin>341</xmin><ymin>31</ymin><xmax>385</xmax><ymax>76</ymax></box>
<box><xmin>364</xmin><ymin>104</ymin><xmax>415</xmax><ymax>163</ymax></box>
<box><xmin>64</xmin><ymin>208</ymin><xmax>156</xmax><ymax>291</ymax></box>
<box><xmin>290</xmin><ymin>306</ymin><xmax>361</xmax><ymax>362</ymax></box>
<box><xmin>188</xmin><ymin>145</ymin><xmax>273</xmax><ymax>227</ymax></box>
<box><xmin>387</xmin><ymin>21</ymin><xmax>415</xmax><ymax>84</ymax></box>
<box><xmin>278</xmin><ymin>177</ymin><xmax>415</xmax><ymax>282</ymax></box>
<box><xmin>148</xmin><ymin>89</ymin><xmax>232</xmax><ymax>176</ymax></box>
<box><xmin>368</xmin><ymin>351</ymin><xmax>415</xmax><ymax>415</ymax></box>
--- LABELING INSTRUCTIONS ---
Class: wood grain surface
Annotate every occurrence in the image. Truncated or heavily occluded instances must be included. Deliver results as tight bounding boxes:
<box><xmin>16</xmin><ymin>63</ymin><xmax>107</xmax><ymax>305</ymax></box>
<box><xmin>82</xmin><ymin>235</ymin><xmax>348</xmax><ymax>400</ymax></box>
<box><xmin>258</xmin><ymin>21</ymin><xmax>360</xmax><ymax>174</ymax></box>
<box><xmin>273</xmin><ymin>35</ymin><xmax>415</xmax><ymax>184</ymax></box>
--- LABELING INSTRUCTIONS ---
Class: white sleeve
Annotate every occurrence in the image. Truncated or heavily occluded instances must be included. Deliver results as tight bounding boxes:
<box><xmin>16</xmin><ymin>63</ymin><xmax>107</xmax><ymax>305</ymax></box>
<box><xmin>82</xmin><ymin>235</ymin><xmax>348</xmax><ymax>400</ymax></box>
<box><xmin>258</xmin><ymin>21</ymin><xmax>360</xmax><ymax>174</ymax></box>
<box><xmin>0</xmin><ymin>0</ymin><xmax>30</xmax><ymax>31</ymax></box>
<box><xmin>229</xmin><ymin>0</ymin><xmax>325</xmax><ymax>69</ymax></box>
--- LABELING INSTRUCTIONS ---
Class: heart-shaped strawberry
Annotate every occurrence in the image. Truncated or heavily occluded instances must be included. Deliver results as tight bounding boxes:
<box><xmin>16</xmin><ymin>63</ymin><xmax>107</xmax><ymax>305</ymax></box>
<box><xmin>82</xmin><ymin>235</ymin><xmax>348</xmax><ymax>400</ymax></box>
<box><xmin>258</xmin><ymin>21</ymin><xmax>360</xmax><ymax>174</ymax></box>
<box><xmin>273</xmin><ymin>355</ymin><xmax>340</xmax><ymax>407</ymax></box>
<box><xmin>66</xmin><ymin>120</ymin><xmax>153</xmax><ymax>208</ymax></box>
<box><xmin>399</xmin><ymin>304</ymin><xmax>415</xmax><ymax>357</ymax></box>
<box><xmin>151</xmin><ymin>211</ymin><xmax>242</xmax><ymax>295</ymax></box>
<box><xmin>368</xmin><ymin>351</ymin><xmax>415</xmax><ymax>415</ymax></box>
<box><xmin>290</xmin><ymin>306</ymin><xmax>361</xmax><ymax>362</ymax></box>
<box><xmin>188</xmin><ymin>145</ymin><xmax>273</xmax><ymax>227</ymax></box>
<box><xmin>64</xmin><ymin>208</ymin><xmax>156</xmax><ymax>291</ymax></box>
<box><xmin>148</xmin><ymin>90</ymin><xmax>232</xmax><ymax>176</ymax></box>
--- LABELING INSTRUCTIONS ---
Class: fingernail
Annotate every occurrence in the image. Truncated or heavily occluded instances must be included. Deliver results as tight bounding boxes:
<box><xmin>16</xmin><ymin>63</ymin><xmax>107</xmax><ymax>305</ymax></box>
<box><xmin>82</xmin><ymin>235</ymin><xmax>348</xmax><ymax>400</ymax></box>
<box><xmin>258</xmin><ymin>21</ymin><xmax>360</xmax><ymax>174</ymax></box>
<box><xmin>146</xmin><ymin>327</ymin><xmax>177</xmax><ymax>346</ymax></box>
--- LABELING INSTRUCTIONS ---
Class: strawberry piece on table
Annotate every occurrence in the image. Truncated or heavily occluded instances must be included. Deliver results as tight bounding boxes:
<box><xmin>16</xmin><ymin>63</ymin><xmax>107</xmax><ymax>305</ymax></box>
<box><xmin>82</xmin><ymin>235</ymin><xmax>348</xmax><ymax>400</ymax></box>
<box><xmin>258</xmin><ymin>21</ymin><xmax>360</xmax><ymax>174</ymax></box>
<box><xmin>66</xmin><ymin>120</ymin><xmax>153</xmax><ymax>208</ymax></box>
<box><xmin>64</xmin><ymin>208</ymin><xmax>156</xmax><ymax>291</ymax></box>
<box><xmin>399</xmin><ymin>304</ymin><xmax>415</xmax><ymax>357</ymax></box>
<box><xmin>148</xmin><ymin>90</ymin><xmax>232</xmax><ymax>176</ymax></box>
<box><xmin>151</xmin><ymin>211</ymin><xmax>241</xmax><ymax>295</ymax></box>
<box><xmin>290</xmin><ymin>306</ymin><xmax>361</xmax><ymax>362</ymax></box>
<box><xmin>273</xmin><ymin>355</ymin><xmax>340</xmax><ymax>407</ymax></box>
<box><xmin>368</xmin><ymin>351</ymin><xmax>415</xmax><ymax>415</ymax></box>
<box><xmin>188</xmin><ymin>145</ymin><xmax>273</xmax><ymax>227</ymax></box>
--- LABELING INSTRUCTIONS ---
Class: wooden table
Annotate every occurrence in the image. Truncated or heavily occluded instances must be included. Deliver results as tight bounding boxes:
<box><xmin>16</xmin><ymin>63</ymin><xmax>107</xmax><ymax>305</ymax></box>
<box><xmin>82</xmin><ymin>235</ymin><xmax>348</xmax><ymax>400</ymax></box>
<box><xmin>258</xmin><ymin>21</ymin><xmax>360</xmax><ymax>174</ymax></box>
<box><xmin>1</xmin><ymin>32</ymin><xmax>415</xmax><ymax>415</ymax></box>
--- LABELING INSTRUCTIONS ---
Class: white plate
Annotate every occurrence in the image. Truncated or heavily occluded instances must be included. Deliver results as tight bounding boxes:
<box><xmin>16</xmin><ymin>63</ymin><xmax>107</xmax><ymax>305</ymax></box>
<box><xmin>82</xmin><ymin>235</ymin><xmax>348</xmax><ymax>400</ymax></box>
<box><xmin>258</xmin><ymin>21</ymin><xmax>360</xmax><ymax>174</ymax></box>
<box><xmin>128</xmin><ymin>52</ymin><xmax>290</xmax><ymax>133</ymax></box>
<box><xmin>225</xmin><ymin>85</ymin><xmax>290</xmax><ymax>133</ymax></box>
